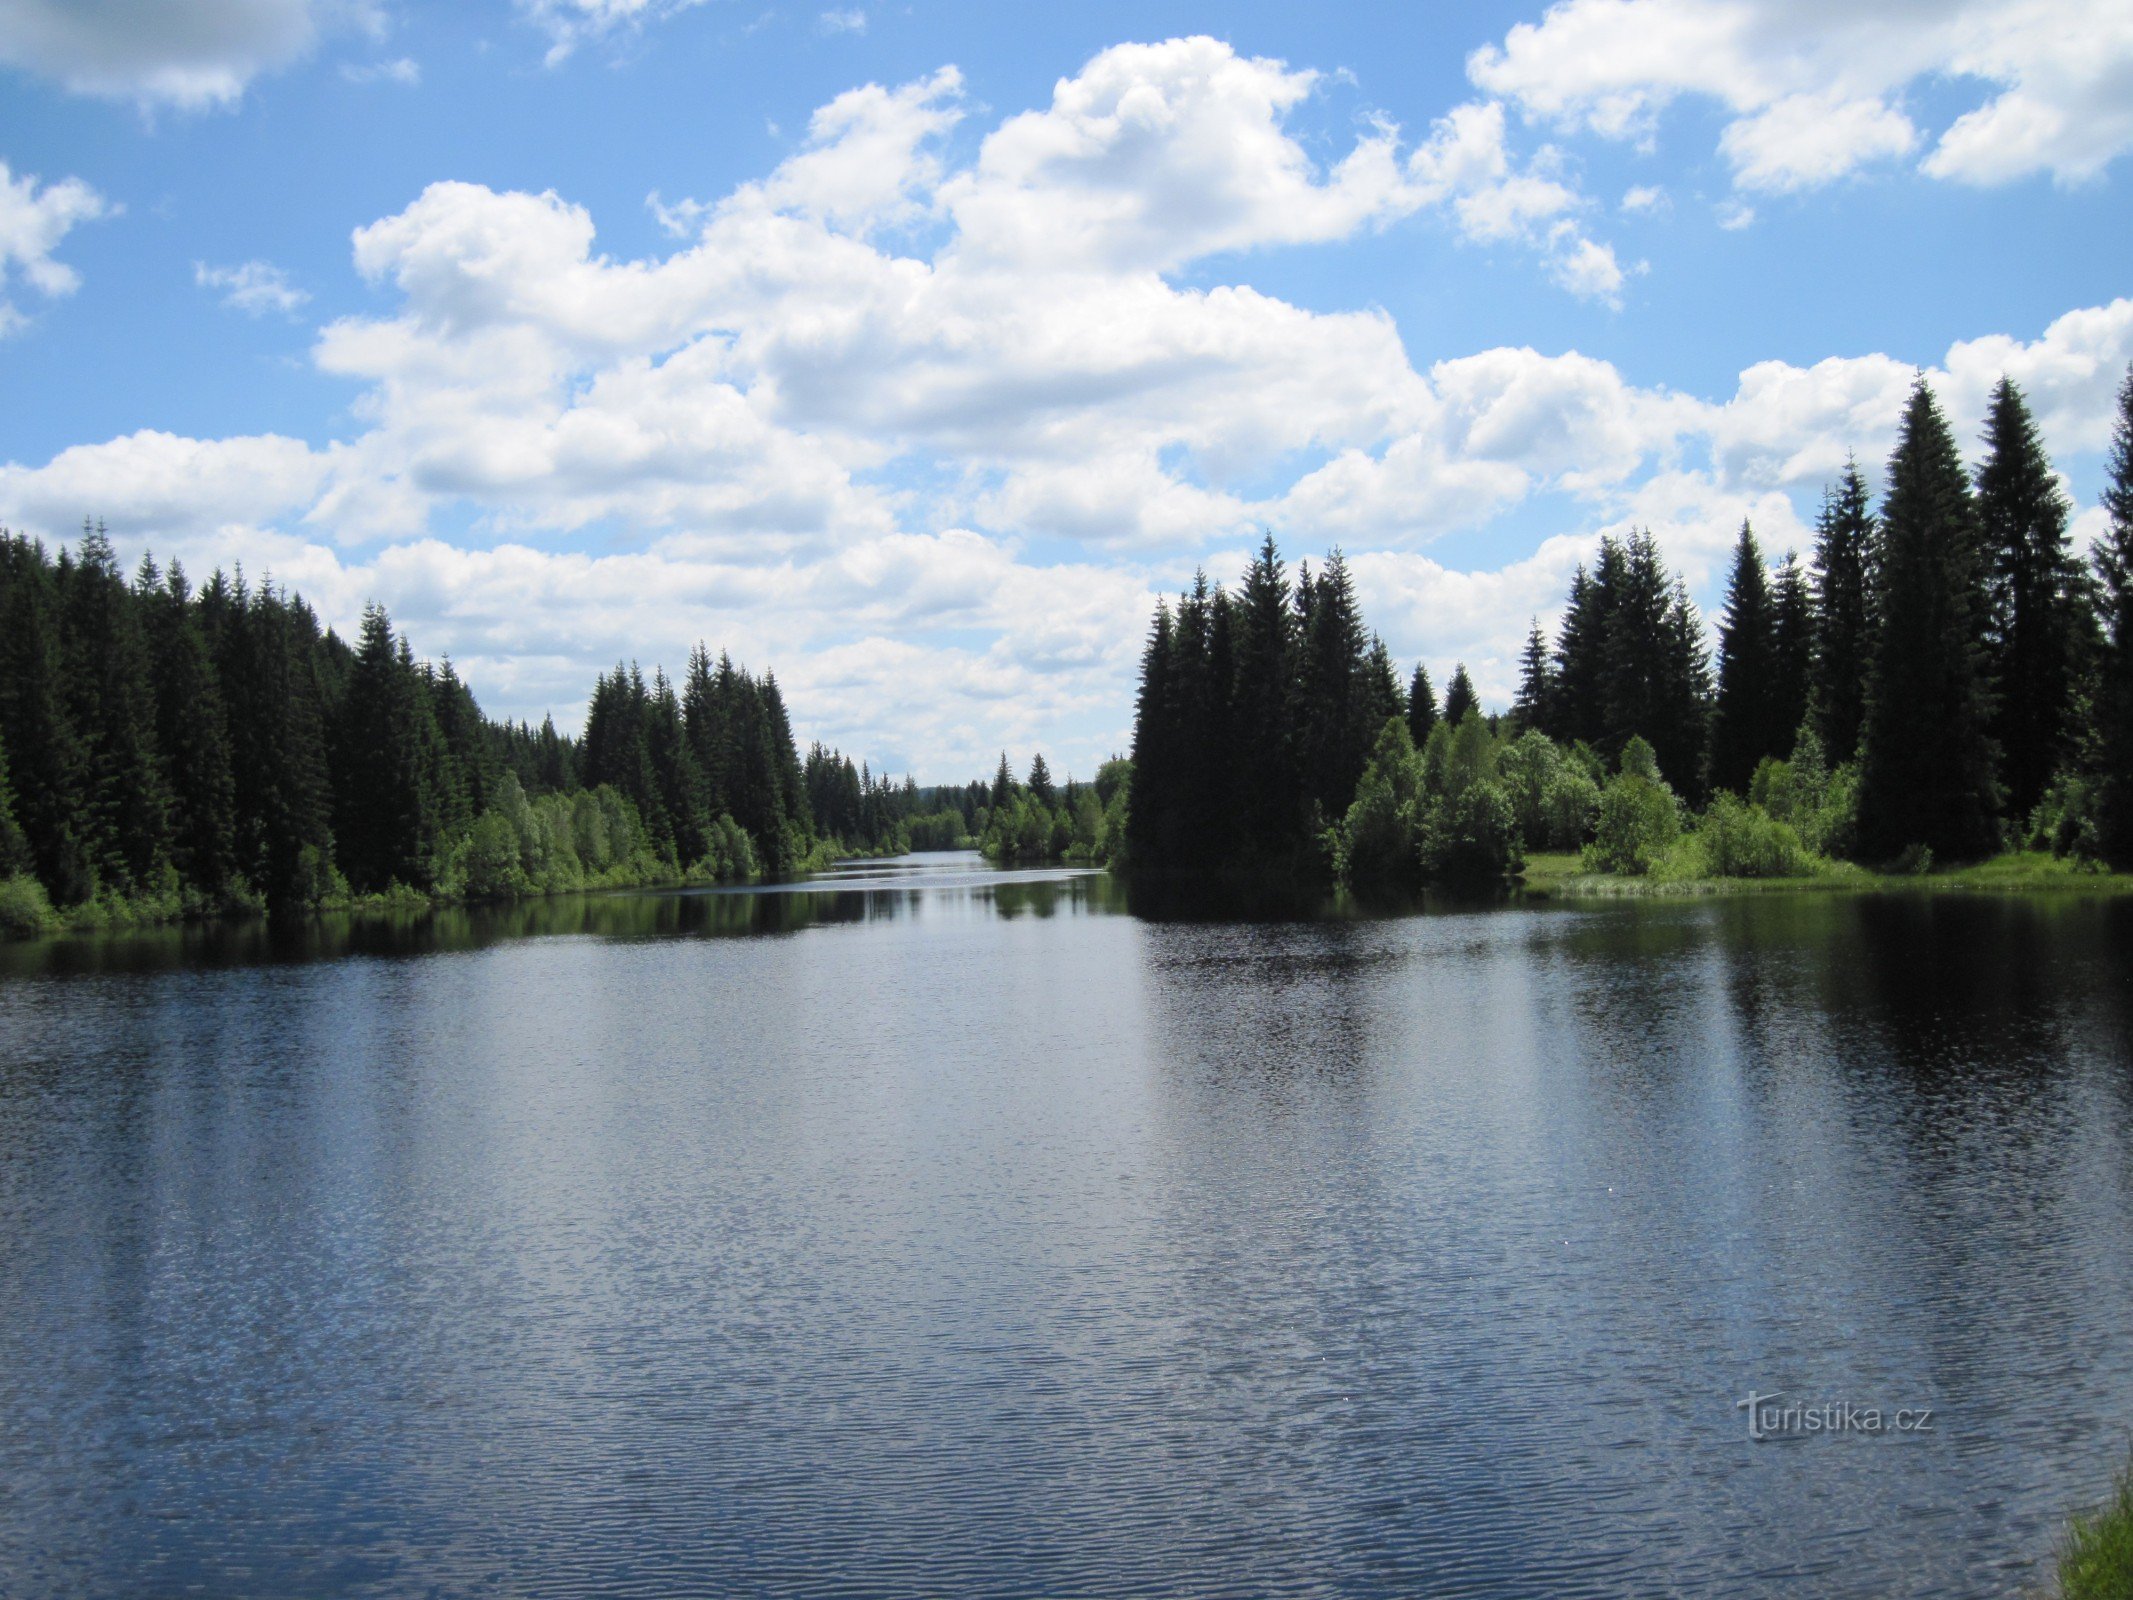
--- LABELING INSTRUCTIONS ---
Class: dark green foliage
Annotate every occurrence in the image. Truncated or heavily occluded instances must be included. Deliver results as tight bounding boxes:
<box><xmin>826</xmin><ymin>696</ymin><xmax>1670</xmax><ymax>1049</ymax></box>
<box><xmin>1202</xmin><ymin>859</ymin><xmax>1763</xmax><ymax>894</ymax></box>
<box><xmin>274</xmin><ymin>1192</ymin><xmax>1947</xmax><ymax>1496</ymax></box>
<box><xmin>1233</xmin><ymin>535</ymin><xmax>1306</xmax><ymax>860</ymax></box>
<box><xmin>1771</xmin><ymin>551</ymin><xmax>1812</xmax><ymax>754</ymax></box>
<box><xmin>1537</xmin><ymin>533</ymin><xmax>1710</xmax><ymax>791</ymax></box>
<box><xmin>1511</xmin><ymin>619</ymin><xmax>1553</xmax><ymax>731</ymax></box>
<box><xmin>1027</xmin><ymin>751</ymin><xmax>1055</xmax><ymax>807</ymax></box>
<box><xmin>0</xmin><ymin>525</ymin><xmax>851</xmax><ymax>921</ymax></box>
<box><xmin>1550</xmin><ymin>557</ymin><xmax>1614</xmax><ymax>749</ymax></box>
<box><xmin>1297</xmin><ymin>551</ymin><xmax>1375</xmax><ymax>831</ymax></box>
<box><xmin>1602</xmin><ymin>533</ymin><xmax>1709</xmax><ymax>798</ymax></box>
<box><xmin>1810</xmin><ymin>462</ymin><xmax>1876</xmax><ymax>764</ymax></box>
<box><xmin>334</xmin><ymin>605</ymin><xmax>458</xmax><ymax>892</ymax></box>
<box><xmin>211</xmin><ymin>574</ymin><xmax>338</xmax><ymax>907</ymax></box>
<box><xmin>0</xmin><ymin>722</ymin><xmax>31</xmax><ymax>877</ymax></box>
<box><xmin>1127</xmin><ymin>541</ymin><xmax>1429</xmax><ymax>881</ymax></box>
<box><xmin>1442</xmin><ymin>664</ymin><xmax>1478</xmax><ymax>728</ymax></box>
<box><xmin>1977</xmin><ymin>377</ymin><xmax>2089</xmax><ymax>823</ymax></box>
<box><xmin>1857</xmin><ymin>377</ymin><xmax>2002</xmax><ymax>862</ymax></box>
<box><xmin>62</xmin><ymin>527</ymin><xmax>173</xmax><ymax>894</ymax></box>
<box><xmin>2096</xmin><ymin>364</ymin><xmax>2133</xmax><ymax>866</ymax></box>
<box><xmin>140</xmin><ymin>561</ymin><xmax>238</xmax><ymax>896</ymax></box>
<box><xmin>0</xmin><ymin>535</ymin><xmax>95</xmax><ymax>901</ymax></box>
<box><xmin>1406</xmin><ymin>661</ymin><xmax>1438</xmax><ymax>747</ymax></box>
<box><xmin>1710</xmin><ymin>522</ymin><xmax>1779</xmax><ymax>795</ymax></box>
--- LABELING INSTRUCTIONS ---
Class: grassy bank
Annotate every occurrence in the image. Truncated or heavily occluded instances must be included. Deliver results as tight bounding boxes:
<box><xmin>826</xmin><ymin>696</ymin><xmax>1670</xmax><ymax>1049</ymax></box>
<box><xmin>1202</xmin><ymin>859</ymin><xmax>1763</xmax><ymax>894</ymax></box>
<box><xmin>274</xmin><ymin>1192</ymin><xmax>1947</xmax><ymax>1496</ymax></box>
<box><xmin>1517</xmin><ymin>850</ymin><xmax>2133</xmax><ymax>900</ymax></box>
<box><xmin>2058</xmin><ymin>1448</ymin><xmax>2133</xmax><ymax>1599</ymax></box>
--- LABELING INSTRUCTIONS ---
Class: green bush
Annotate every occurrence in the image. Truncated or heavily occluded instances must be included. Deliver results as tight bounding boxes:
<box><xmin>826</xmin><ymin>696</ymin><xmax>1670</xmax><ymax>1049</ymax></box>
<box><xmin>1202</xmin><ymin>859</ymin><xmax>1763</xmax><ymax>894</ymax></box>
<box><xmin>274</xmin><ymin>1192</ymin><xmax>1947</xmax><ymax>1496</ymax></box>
<box><xmin>1665</xmin><ymin>793</ymin><xmax>1817</xmax><ymax>880</ymax></box>
<box><xmin>0</xmin><ymin>873</ymin><xmax>57</xmax><ymax>938</ymax></box>
<box><xmin>1583</xmin><ymin>771</ymin><xmax>1680</xmax><ymax>875</ymax></box>
<box><xmin>1422</xmin><ymin>777</ymin><xmax>1519</xmax><ymax>884</ymax></box>
<box><xmin>2031</xmin><ymin>772</ymin><xmax>2102</xmax><ymax>862</ymax></box>
<box><xmin>1335</xmin><ymin>718</ymin><xmax>1427</xmax><ymax>888</ymax></box>
<box><xmin>1539</xmin><ymin>769</ymin><xmax>1601</xmax><ymax>850</ymax></box>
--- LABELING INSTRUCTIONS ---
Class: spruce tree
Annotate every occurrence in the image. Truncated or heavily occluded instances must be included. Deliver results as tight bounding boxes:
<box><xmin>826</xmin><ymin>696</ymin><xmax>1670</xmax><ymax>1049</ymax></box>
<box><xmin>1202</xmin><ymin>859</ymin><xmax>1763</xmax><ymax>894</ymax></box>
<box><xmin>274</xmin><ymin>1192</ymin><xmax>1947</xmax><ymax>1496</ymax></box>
<box><xmin>0</xmin><ymin>535</ymin><xmax>95</xmax><ymax>901</ymax></box>
<box><xmin>2094</xmin><ymin>363</ymin><xmax>2133</xmax><ymax>866</ymax></box>
<box><xmin>1976</xmin><ymin>376</ymin><xmax>2086</xmax><ymax>823</ymax></box>
<box><xmin>1810</xmin><ymin>461</ymin><xmax>1876</xmax><ymax>764</ymax></box>
<box><xmin>1406</xmin><ymin>663</ymin><xmax>1438</xmax><ymax>747</ymax></box>
<box><xmin>142</xmin><ymin>560</ymin><xmax>238</xmax><ymax>896</ymax></box>
<box><xmin>1771</xmin><ymin>552</ymin><xmax>1812</xmax><ymax>753</ymax></box>
<box><xmin>62</xmin><ymin>527</ymin><xmax>173</xmax><ymax>893</ymax></box>
<box><xmin>1658</xmin><ymin>579</ymin><xmax>1714</xmax><ymax>803</ymax></box>
<box><xmin>1443</xmin><ymin>664</ymin><xmax>1478</xmax><ymax>726</ymax></box>
<box><xmin>1363</xmin><ymin>636</ymin><xmax>1404</xmax><ymax>733</ymax></box>
<box><xmin>1232</xmin><ymin>535</ymin><xmax>1304</xmax><ymax>859</ymax></box>
<box><xmin>1857</xmin><ymin>377</ymin><xmax>2001</xmax><ymax>861</ymax></box>
<box><xmin>1511</xmin><ymin>620</ymin><xmax>1553</xmax><ymax>731</ymax></box>
<box><xmin>1553</xmin><ymin>543</ymin><xmax>1622</xmax><ymax>749</ymax></box>
<box><xmin>1710</xmin><ymin>522</ymin><xmax>1778</xmax><ymax>795</ymax></box>
<box><xmin>335</xmin><ymin>605</ymin><xmax>445</xmax><ymax>891</ymax></box>
<box><xmin>1297</xmin><ymin>551</ymin><xmax>1371</xmax><ymax>825</ymax></box>
<box><xmin>1125</xmin><ymin>602</ymin><xmax>1179</xmax><ymax>866</ymax></box>
<box><xmin>222</xmin><ymin>580</ymin><xmax>337</xmax><ymax>908</ymax></box>
<box><xmin>645</xmin><ymin>666</ymin><xmax>705</xmax><ymax>865</ymax></box>
<box><xmin>1027</xmin><ymin>752</ymin><xmax>1055</xmax><ymax>807</ymax></box>
<box><xmin>1602</xmin><ymin>532</ymin><xmax>1691</xmax><ymax>784</ymax></box>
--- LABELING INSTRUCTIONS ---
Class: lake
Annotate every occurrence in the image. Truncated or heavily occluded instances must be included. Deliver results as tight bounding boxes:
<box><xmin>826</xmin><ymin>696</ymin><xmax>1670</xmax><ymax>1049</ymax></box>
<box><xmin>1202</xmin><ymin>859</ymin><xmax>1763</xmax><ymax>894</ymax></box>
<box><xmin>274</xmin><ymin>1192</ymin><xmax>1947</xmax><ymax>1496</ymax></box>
<box><xmin>3</xmin><ymin>853</ymin><xmax>2130</xmax><ymax>1597</ymax></box>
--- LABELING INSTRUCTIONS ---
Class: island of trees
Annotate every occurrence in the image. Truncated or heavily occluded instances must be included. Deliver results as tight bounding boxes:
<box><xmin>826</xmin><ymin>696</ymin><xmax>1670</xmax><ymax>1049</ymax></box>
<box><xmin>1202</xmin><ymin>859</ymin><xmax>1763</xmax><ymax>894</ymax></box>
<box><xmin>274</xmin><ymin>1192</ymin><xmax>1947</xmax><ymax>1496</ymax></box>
<box><xmin>1123</xmin><ymin>366</ymin><xmax>2133</xmax><ymax>891</ymax></box>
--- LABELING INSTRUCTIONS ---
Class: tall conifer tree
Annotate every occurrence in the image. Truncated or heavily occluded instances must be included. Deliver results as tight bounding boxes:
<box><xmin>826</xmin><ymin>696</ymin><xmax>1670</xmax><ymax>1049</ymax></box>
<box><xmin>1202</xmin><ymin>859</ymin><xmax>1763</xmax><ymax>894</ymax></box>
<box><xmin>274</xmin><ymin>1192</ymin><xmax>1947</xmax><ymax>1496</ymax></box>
<box><xmin>1976</xmin><ymin>376</ymin><xmax>2086</xmax><ymax>821</ymax></box>
<box><xmin>2093</xmin><ymin>364</ymin><xmax>2133</xmax><ymax>866</ymax></box>
<box><xmin>1857</xmin><ymin>377</ymin><xmax>2001</xmax><ymax>860</ymax></box>
<box><xmin>1233</xmin><ymin>535</ymin><xmax>1304</xmax><ymax>858</ymax></box>
<box><xmin>1511</xmin><ymin>620</ymin><xmax>1553</xmax><ymax>731</ymax></box>
<box><xmin>1406</xmin><ymin>663</ymin><xmax>1438</xmax><ymax>747</ymax></box>
<box><xmin>1809</xmin><ymin>461</ymin><xmax>1877</xmax><ymax>764</ymax></box>
<box><xmin>1710</xmin><ymin>522</ymin><xmax>1779</xmax><ymax>795</ymax></box>
<box><xmin>1443</xmin><ymin>664</ymin><xmax>1478</xmax><ymax>727</ymax></box>
<box><xmin>1771</xmin><ymin>552</ymin><xmax>1812</xmax><ymax>752</ymax></box>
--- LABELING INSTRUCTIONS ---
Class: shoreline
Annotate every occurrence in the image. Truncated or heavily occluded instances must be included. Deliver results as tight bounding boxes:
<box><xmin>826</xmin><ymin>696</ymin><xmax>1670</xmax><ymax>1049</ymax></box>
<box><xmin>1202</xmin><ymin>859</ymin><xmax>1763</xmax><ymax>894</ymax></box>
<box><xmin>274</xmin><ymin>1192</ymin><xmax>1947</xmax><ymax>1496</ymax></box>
<box><xmin>1517</xmin><ymin>849</ymin><xmax>2133</xmax><ymax>899</ymax></box>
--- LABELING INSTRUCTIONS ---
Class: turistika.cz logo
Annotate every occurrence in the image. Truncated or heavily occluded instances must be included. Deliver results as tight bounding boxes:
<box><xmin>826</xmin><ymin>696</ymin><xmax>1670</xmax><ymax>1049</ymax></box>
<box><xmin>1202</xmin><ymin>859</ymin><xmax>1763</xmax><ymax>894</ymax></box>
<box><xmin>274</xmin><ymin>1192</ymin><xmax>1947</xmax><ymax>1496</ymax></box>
<box><xmin>1736</xmin><ymin>1391</ymin><xmax>1936</xmax><ymax>1441</ymax></box>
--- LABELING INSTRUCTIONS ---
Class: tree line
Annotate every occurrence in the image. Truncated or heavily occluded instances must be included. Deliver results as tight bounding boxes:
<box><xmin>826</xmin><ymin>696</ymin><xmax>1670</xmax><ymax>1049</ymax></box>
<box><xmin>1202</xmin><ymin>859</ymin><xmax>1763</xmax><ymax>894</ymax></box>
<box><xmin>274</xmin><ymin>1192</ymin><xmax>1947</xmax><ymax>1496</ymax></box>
<box><xmin>0</xmin><ymin>528</ymin><xmax>956</xmax><ymax>932</ymax></box>
<box><xmin>1126</xmin><ymin>364</ymin><xmax>2133</xmax><ymax>884</ymax></box>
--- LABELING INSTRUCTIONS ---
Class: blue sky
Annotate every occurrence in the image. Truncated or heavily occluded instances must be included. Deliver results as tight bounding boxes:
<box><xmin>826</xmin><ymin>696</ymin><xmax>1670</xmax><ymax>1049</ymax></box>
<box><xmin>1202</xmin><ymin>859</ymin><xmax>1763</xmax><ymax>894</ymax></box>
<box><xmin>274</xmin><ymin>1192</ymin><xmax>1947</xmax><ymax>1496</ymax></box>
<box><xmin>1</xmin><ymin>0</ymin><xmax>2128</xmax><ymax>779</ymax></box>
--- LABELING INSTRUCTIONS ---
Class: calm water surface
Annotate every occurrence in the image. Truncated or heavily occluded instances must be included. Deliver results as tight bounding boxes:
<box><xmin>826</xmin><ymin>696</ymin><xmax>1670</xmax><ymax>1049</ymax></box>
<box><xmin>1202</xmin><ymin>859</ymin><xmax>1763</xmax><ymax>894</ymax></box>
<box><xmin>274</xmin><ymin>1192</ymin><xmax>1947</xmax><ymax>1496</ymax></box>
<box><xmin>3</xmin><ymin>854</ymin><xmax>2131</xmax><ymax>1597</ymax></box>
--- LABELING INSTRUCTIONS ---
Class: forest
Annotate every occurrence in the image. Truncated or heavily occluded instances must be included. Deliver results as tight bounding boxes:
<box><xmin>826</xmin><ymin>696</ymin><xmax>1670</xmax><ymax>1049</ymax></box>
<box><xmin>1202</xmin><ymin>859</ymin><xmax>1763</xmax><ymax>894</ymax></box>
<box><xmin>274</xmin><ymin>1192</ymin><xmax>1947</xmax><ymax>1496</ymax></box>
<box><xmin>1124</xmin><ymin>366</ymin><xmax>2133</xmax><ymax>889</ymax></box>
<box><xmin>0</xmin><ymin>530</ymin><xmax>973</xmax><ymax>934</ymax></box>
<box><xmin>5</xmin><ymin>363</ymin><xmax>2131</xmax><ymax>933</ymax></box>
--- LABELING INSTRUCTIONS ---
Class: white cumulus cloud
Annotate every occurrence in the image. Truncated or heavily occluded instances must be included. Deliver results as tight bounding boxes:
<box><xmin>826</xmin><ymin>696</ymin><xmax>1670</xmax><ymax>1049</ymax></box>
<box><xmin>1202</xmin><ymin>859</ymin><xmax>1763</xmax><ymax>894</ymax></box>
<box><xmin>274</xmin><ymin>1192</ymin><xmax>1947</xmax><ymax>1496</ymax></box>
<box><xmin>1470</xmin><ymin>0</ymin><xmax>2133</xmax><ymax>191</ymax></box>
<box><xmin>0</xmin><ymin>159</ymin><xmax>109</xmax><ymax>332</ymax></box>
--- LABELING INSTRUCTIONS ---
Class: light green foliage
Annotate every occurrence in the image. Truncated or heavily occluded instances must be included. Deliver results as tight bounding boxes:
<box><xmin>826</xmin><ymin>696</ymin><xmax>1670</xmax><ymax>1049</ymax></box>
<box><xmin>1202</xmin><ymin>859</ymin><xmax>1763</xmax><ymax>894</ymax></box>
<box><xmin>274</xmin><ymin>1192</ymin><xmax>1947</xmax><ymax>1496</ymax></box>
<box><xmin>1747</xmin><ymin>730</ymin><xmax>1858</xmax><ymax>859</ymax></box>
<box><xmin>1335</xmin><ymin>712</ymin><xmax>1521</xmax><ymax>887</ymax></box>
<box><xmin>1333</xmin><ymin>718</ymin><xmax>1428</xmax><ymax>887</ymax></box>
<box><xmin>1499</xmin><ymin>729</ymin><xmax>1600</xmax><ymax>851</ymax></box>
<box><xmin>1539</xmin><ymin>769</ymin><xmax>1601</xmax><ymax>850</ymax></box>
<box><xmin>0</xmin><ymin>873</ymin><xmax>57</xmax><ymax>938</ymax></box>
<box><xmin>1658</xmin><ymin>792</ymin><xmax>1817</xmax><ymax>880</ymax></box>
<box><xmin>439</xmin><ymin>775</ymin><xmax>667</xmax><ymax>899</ymax></box>
<box><xmin>1584</xmin><ymin>767</ymin><xmax>1681</xmax><ymax>876</ymax></box>
<box><xmin>2029</xmin><ymin>772</ymin><xmax>2103</xmax><ymax>862</ymax></box>
<box><xmin>1421</xmin><ymin>772</ymin><xmax>1520</xmax><ymax>884</ymax></box>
